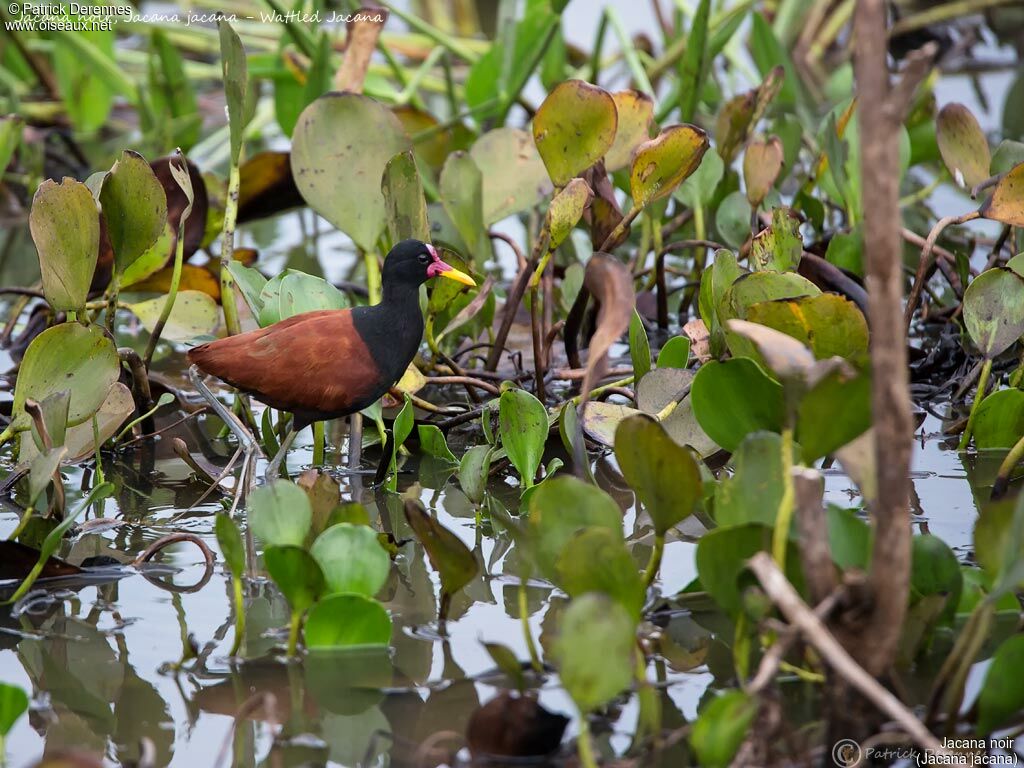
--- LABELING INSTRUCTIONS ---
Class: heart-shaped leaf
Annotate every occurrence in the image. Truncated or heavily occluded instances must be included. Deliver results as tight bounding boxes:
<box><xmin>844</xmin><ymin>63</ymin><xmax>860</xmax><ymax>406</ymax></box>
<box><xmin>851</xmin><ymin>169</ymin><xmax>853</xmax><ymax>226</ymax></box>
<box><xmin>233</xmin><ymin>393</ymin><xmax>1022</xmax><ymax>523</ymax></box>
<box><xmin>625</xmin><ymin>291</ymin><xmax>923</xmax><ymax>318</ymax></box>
<box><xmin>556</xmin><ymin>528</ymin><xmax>645</xmax><ymax>619</ymax></box>
<box><xmin>936</xmin><ymin>103</ymin><xmax>990</xmax><ymax>189</ymax></box>
<box><xmin>292</xmin><ymin>92</ymin><xmax>411</xmax><ymax>252</ymax></box>
<box><xmin>498</xmin><ymin>388</ymin><xmax>549</xmax><ymax>489</ymax></box>
<box><xmin>630</xmin><ymin>125</ymin><xmax>709</xmax><ymax>209</ymax></box>
<box><xmin>12</xmin><ymin>323</ymin><xmax>119</xmax><ymax>432</ymax></box>
<box><xmin>552</xmin><ymin>593</ymin><xmax>635</xmax><ymax>714</ymax></box>
<box><xmin>99</xmin><ymin>150</ymin><xmax>167</xmax><ymax>274</ymax></box>
<box><xmin>469</xmin><ymin>127</ymin><xmax>553</xmax><ymax>223</ymax></box>
<box><xmin>30</xmin><ymin>178</ymin><xmax>100</xmax><ymax>312</ymax></box>
<box><xmin>962</xmin><ymin>267</ymin><xmax>1024</xmax><ymax>358</ymax></box>
<box><xmin>605</xmin><ymin>90</ymin><xmax>654</xmax><ymax>171</ymax></box>
<box><xmin>305</xmin><ymin>593</ymin><xmax>392</xmax><ymax>649</ymax></box>
<box><xmin>126</xmin><ymin>290</ymin><xmax>219</xmax><ymax>343</ymax></box>
<box><xmin>532</xmin><ymin>80</ymin><xmax>617</xmax><ymax>187</ymax></box>
<box><xmin>547</xmin><ymin>178</ymin><xmax>592</xmax><ymax>250</ymax></box>
<box><xmin>264</xmin><ymin>545</ymin><xmax>325</xmax><ymax>616</ymax></box>
<box><xmin>614</xmin><ymin>415</ymin><xmax>702</xmax><ymax>536</ymax></box>
<box><xmin>974</xmin><ymin>389</ymin><xmax>1024</xmax><ymax>450</ymax></box>
<box><xmin>250</xmin><ymin>480</ymin><xmax>313</xmax><ymax>548</ymax></box>
<box><xmin>311</xmin><ymin>523</ymin><xmax>390</xmax><ymax>598</ymax></box>
<box><xmin>745</xmin><ymin>294</ymin><xmax>868</xmax><ymax>360</ymax></box>
<box><xmin>691</xmin><ymin>358</ymin><xmax>785</xmax><ymax>452</ymax></box>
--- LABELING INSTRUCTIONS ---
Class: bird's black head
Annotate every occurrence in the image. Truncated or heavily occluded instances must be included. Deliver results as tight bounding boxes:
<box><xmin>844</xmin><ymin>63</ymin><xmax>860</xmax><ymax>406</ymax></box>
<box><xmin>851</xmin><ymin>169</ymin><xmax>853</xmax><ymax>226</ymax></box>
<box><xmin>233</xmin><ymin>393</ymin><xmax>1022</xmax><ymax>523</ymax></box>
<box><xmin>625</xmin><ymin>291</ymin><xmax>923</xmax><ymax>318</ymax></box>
<box><xmin>382</xmin><ymin>239</ymin><xmax>475</xmax><ymax>293</ymax></box>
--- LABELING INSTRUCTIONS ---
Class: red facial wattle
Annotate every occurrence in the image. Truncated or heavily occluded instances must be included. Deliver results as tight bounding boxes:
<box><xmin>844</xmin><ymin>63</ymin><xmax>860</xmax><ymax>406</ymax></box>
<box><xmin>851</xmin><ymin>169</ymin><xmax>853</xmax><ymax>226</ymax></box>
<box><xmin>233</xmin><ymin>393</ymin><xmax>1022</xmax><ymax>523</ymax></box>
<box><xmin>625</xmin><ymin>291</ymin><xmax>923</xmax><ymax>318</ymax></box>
<box><xmin>425</xmin><ymin>245</ymin><xmax>476</xmax><ymax>286</ymax></box>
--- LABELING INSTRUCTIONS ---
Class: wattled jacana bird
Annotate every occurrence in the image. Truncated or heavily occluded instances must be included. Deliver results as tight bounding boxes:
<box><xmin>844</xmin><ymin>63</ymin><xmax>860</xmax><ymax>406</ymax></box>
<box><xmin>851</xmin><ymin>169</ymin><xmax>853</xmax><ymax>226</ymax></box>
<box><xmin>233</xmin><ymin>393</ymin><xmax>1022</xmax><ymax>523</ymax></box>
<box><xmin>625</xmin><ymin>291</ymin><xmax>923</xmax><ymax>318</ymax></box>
<box><xmin>187</xmin><ymin>239</ymin><xmax>475</xmax><ymax>490</ymax></box>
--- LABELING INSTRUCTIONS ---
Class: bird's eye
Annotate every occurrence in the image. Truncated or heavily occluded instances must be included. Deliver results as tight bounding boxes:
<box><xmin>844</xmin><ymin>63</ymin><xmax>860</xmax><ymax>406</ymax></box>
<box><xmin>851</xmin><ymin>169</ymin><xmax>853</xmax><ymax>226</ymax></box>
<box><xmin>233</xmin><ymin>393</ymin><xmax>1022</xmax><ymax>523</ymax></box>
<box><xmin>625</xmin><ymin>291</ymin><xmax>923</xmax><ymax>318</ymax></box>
<box><xmin>418</xmin><ymin>252</ymin><xmax>430</xmax><ymax>264</ymax></box>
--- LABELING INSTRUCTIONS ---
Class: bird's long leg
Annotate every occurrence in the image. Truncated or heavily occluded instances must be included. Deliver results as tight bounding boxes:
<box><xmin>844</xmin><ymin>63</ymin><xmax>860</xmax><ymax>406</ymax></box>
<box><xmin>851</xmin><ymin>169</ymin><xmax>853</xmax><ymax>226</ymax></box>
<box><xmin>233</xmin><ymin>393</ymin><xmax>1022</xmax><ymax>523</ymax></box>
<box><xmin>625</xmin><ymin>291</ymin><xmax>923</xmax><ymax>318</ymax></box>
<box><xmin>264</xmin><ymin>427</ymin><xmax>298</xmax><ymax>483</ymax></box>
<box><xmin>188</xmin><ymin>365</ymin><xmax>262</xmax><ymax>500</ymax></box>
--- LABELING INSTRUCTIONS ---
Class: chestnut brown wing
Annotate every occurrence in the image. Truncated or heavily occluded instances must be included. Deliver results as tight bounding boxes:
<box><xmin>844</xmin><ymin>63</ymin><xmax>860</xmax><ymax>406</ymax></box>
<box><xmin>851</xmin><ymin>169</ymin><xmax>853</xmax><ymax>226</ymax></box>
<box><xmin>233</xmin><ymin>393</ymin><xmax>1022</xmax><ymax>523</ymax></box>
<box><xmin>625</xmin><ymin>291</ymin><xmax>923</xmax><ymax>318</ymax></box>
<box><xmin>187</xmin><ymin>309</ymin><xmax>383</xmax><ymax>416</ymax></box>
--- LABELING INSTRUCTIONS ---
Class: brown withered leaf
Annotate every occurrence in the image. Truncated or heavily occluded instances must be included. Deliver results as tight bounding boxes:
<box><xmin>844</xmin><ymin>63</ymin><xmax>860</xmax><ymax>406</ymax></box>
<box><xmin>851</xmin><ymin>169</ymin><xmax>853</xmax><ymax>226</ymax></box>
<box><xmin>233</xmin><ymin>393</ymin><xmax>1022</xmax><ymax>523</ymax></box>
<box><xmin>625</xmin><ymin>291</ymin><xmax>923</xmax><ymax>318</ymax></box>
<box><xmin>237</xmin><ymin>151</ymin><xmax>305</xmax><ymax>223</ymax></box>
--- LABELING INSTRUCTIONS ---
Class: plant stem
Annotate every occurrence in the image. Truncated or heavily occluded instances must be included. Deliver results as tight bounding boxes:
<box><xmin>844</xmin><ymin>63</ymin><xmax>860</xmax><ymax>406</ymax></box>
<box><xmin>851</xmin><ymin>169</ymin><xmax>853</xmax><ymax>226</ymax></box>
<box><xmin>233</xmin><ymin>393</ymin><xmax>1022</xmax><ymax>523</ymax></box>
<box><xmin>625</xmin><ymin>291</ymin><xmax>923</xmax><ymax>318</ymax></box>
<box><xmin>228</xmin><ymin>574</ymin><xmax>245</xmax><ymax>657</ymax></box>
<box><xmin>642</xmin><ymin>533</ymin><xmax>665</xmax><ymax>587</ymax></box>
<box><xmin>959</xmin><ymin>357</ymin><xmax>992</xmax><ymax>450</ymax></box>
<box><xmin>144</xmin><ymin>196</ymin><xmax>190</xmax><ymax>369</ymax></box>
<box><xmin>313</xmin><ymin>421</ymin><xmax>325</xmax><ymax>465</ymax></box>
<box><xmin>365</xmin><ymin>251</ymin><xmax>382</xmax><ymax>305</ymax></box>
<box><xmin>6</xmin><ymin>506</ymin><xmax>33</xmax><ymax>542</ymax></box>
<box><xmin>220</xmin><ymin>162</ymin><xmax>243</xmax><ymax>336</ymax></box>
<box><xmin>286</xmin><ymin>609</ymin><xmax>301</xmax><ymax>657</ymax></box>
<box><xmin>577</xmin><ymin>716</ymin><xmax>599</xmax><ymax>768</ymax></box>
<box><xmin>991</xmin><ymin>432</ymin><xmax>1024</xmax><ymax>498</ymax></box>
<box><xmin>771</xmin><ymin>425</ymin><xmax>795</xmax><ymax>567</ymax></box>
<box><xmin>518</xmin><ymin>580</ymin><xmax>543</xmax><ymax>673</ymax></box>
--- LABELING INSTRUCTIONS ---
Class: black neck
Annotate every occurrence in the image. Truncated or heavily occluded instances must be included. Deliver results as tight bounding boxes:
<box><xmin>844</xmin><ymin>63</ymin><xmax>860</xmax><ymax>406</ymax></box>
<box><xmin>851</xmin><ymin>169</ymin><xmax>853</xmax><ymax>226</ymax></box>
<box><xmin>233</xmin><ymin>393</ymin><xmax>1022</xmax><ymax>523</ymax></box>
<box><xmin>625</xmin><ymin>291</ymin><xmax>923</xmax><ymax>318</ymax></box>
<box><xmin>352</xmin><ymin>284</ymin><xmax>424</xmax><ymax>382</ymax></box>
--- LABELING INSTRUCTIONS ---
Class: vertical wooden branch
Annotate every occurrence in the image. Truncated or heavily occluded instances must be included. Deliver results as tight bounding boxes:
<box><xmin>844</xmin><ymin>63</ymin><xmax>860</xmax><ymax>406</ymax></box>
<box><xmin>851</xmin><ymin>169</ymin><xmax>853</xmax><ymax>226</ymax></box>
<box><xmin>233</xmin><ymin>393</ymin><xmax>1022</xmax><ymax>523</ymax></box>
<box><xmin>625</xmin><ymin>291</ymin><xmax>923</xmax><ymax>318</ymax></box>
<box><xmin>852</xmin><ymin>1</ymin><xmax>936</xmax><ymax>677</ymax></box>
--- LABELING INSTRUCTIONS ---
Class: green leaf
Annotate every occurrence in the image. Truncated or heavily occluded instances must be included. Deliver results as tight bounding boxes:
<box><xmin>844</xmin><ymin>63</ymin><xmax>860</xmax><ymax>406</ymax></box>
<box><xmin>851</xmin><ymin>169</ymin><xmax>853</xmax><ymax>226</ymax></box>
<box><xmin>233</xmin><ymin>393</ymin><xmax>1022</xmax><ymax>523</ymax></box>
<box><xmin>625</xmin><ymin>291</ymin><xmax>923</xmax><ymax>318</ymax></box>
<box><xmin>657</xmin><ymin>336</ymin><xmax>691</xmax><ymax>369</ymax></box>
<box><xmin>796</xmin><ymin>366</ymin><xmax>871</xmax><ymax>462</ymax></box>
<box><xmin>715</xmin><ymin>431</ymin><xmax>788</xmax><ymax>528</ymax></box>
<box><xmin>614</xmin><ymin>415</ymin><xmax>701</xmax><ymax>536</ymax></box>
<box><xmin>0</xmin><ymin>682</ymin><xmax>29</xmax><ymax>737</ymax></box>
<box><xmin>498</xmin><ymin>389</ymin><xmax>549</xmax><ymax>488</ymax></box>
<box><xmin>403</xmin><ymin>499</ymin><xmax>478</xmax><ymax>600</ymax></box>
<box><xmin>458</xmin><ymin>444</ymin><xmax>493</xmax><ymax>505</ymax></box>
<box><xmin>0</xmin><ymin>116</ymin><xmax>23</xmax><ymax>175</ymax></box>
<box><xmin>677</xmin><ymin>0</ymin><xmax>711</xmax><ymax>122</ymax></box>
<box><xmin>962</xmin><ymin>267</ymin><xmax>1024</xmax><ymax>358</ymax></box>
<box><xmin>910</xmin><ymin>534</ymin><xmax>962</xmax><ymax>623</ymax></box>
<box><xmin>724</xmin><ymin>271</ymin><xmax>821</xmax><ymax>321</ymax></box>
<box><xmin>53</xmin><ymin>27</ymin><xmax>115</xmax><ymax>131</ymax></box>
<box><xmin>690</xmin><ymin>690</ymin><xmax>757</xmax><ymax>768</ymax></box>
<box><xmin>749</xmin><ymin>13</ymin><xmax>798</xmax><ymax>107</ymax></box>
<box><xmin>973</xmin><ymin>389</ymin><xmax>1024</xmax><ymax>449</ymax></box>
<box><xmin>532</xmin><ymin>79</ymin><xmax>617</xmax><ymax>187</ymax></box>
<box><xmin>978</xmin><ymin>634</ymin><xmax>1024</xmax><ymax>734</ymax></box>
<box><xmin>257</xmin><ymin>270</ymin><xmax>349</xmax><ymax>326</ymax></box>
<box><xmin>630</xmin><ymin>125</ymin><xmax>709</xmax><ymax>209</ymax></box>
<box><xmin>605</xmin><ymin>90</ymin><xmax>655</xmax><ymax>171</ymax></box>
<box><xmin>749</xmin><ymin>207</ymin><xmax>801</xmax><ymax>272</ymax></box>
<box><xmin>29</xmin><ymin>178</ymin><xmax>100</xmax><ymax>312</ymax></box>
<box><xmin>311</xmin><ymin>523</ymin><xmax>390</xmax><ymax>598</ymax></box>
<box><xmin>974</xmin><ymin>494</ymin><xmax>1024</xmax><ymax>596</ymax></box>
<box><xmin>695</xmin><ymin>523</ymin><xmax>772</xmax><ymax>615</ymax></box>
<box><xmin>225</xmin><ymin>261</ymin><xmax>268</xmax><ymax>317</ymax></box>
<box><xmin>126</xmin><ymin>290</ymin><xmax>219</xmax><ymax>343</ymax></box>
<box><xmin>149</xmin><ymin>29</ymin><xmax>201</xmax><ymax>150</ymax></box>
<box><xmin>12</xmin><ymin>323</ymin><xmax>119</xmax><ymax>431</ymax></box>
<box><xmin>629</xmin><ymin>310</ymin><xmax>652</xmax><ymax>383</ymax></box>
<box><xmin>418</xmin><ymin>424</ymin><xmax>458</xmax><ymax>464</ymax></box>
<box><xmin>745</xmin><ymin>294</ymin><xmax>868</xmax><ymax>361</ymax></box>
<box><xmin>440</xmin><ymin>151</ymin><xmax>487</xmax><ymax>262</ymax></box>
<box><xmin>469</xmin><ymin>128</ymin><xmax>553</xmax><ymax>224</ymax></box>
<box><xmin>99</xmin><ymin>150</ymin><xmax>167</xmax><ymax>275</ymax></box>
<box><xmin>676</xmin><ymin>147</ymin><xmax>724</xmax><ymax>209</ymax></box>
<box><xmin>292</xmin><ymin>93</ymin><xmax>411</xmax><ymax>252</ymax></box>
<box><xmin>382</xmin><ymin>150</ymin><xmax>430</xmax><ymax>246</ymax></box>
<box><xmin>547</xmin><ymin>178</ymin><xmax>592</xmax><ymax>249</ymax></box>
<box><xmin>526</xmin><ymin>476</ymin><xmax>623</xmax><ymax>580</ymax></box>
<box><xmin>215</xmin><ymin>513</ymin><xmax>246</xmax><ymax>577</ymax></box>
<box><xmin>264</xmin><ymin>545</ymin><xmax>325</xmax><ymax>615</ymax></box>
<box><xmin>249</xmin><ymin>480</ymin><xmax>313</xmax><ymax>548</ymax></box>
<box><xmin>553</xmin><ymin>593</ymin><xmax>635</xmax><ymax>713</ymax></box>
<box><xmin>218</xmin><ymin>18</ymin><xmax>249</xmax><ymax>163</ymax></box>
<box><xmin>305</xmin><ymin>593</ymin><xmax>392</xmax><ymax>649</ymax></box>
<box><xmin>691</xmin><ymin>358</ymin><xmax>785</xmax><ymax>452</ymax></box>
<box><xmin>936</xmin><ymin>103</ymin><xmax>991</xmax><ymax>189</ymax></box>
<box><xmin>714</xmin><ymin>190</ymin><xmax>753</xmax><ymax>250</ymax></box>
<box><xmin>556</xmin><ymin>529</ymin><xmax>645</xmax><ymax>620</ymax></box>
